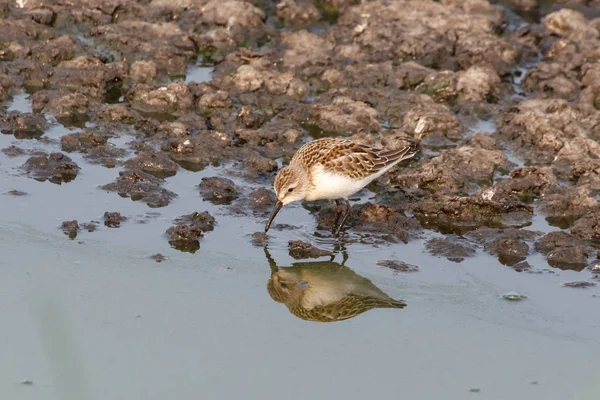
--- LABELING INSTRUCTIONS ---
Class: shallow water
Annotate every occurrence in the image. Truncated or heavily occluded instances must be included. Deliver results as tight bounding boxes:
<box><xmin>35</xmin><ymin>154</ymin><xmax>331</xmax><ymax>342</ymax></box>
<box><xmin>1</xmin><ymin>108</ymin><xmax>599</xmax><ymax>399</ymax></box>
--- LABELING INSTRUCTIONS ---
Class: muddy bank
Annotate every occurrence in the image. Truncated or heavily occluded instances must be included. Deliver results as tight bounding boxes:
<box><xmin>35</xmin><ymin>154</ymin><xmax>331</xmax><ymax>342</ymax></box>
<box><xmin>1</xmin><ymin>0</ymin><xmax>600</xmax><ymax>273</ymax></box>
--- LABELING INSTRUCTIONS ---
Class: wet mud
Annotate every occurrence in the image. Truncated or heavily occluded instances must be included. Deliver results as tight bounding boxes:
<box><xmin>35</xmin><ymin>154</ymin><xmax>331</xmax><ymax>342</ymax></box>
<box><xmin>2</xmin><ymin>0</ymin><xmax>600</xmax><ymax>292</ymax></box>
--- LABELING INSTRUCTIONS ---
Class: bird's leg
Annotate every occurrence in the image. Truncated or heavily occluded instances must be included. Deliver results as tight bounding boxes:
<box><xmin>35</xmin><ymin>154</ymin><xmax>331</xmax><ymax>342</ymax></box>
<box><xmin>333</xmin><ymin>199</ymin><xmax>351</xmax><ymax>237</ymax></box>
<box><xmin>332</xmin><ymin>199</ymin><xmax>344</xmax><ymax>230</ymax></box>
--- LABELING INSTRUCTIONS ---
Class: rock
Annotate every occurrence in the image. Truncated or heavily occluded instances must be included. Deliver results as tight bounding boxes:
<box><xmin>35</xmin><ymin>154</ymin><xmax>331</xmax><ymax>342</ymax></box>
<box><xmin>124</xmin><ymin>151</ymin><xmax>179</xmax><ymax>178</ymax></box>
<box><xmin>166</xmin><ymin>212</ymin><xmax>216</xmax><ymax>253</ymax></box>
<box><xmin>425</xmin><ymin>237</ymin><xmax>476</xmax><ymax>263</ymax></box>
<box><xmin>376</xmin><ymin>260</ymin><xmax>419</xmax><ymax>273</ymax></box>
<box><xmin>60</xmin><ymin>220</ymin><xmax>79</xmax><ymax>240</ymax></box>
<box><xmin>101</xmin><ymin>169</ymin><xmax>177</xmax><ymax>208</ymax></box>
<box><xmin>103</xmin><ymin>212</ymin><xmax>127</xmax><ymax>228</ymax></box>
<box><xmin>23</xmin><ymin>152</ymin><xmax>80</xmax><ymax>184</ymax></box>
<box><xmin>198</xmin><ymin>177</ymin><xmax>239</xmax><ymax>205</ymax></box>
<box><xmin>288</xmin><ymin>240</ymin><xmax>333</xmax><ymax>259</ymax></box>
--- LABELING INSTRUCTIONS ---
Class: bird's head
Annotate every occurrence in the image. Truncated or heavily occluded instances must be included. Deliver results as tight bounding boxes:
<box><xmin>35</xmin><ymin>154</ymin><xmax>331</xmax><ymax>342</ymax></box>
<box><xmin>265</xmin><ymin>166</ymin><xmax>308</xmax><ymax>232</ymax></box>
<box><xmin>273</xmin><ymin>166</ymin><xmax>309</xmax><ymax>205</ymax></box>
<box><xmin>267</xmin><ymin>270</ymin><xmax>307</xmax><ymax>305</ymax></box>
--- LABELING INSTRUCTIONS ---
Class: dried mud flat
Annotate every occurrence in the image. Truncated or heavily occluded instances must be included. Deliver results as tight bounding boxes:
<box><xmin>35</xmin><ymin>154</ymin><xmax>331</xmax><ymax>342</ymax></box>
<box><xmin>1</xmin><ymin>0</ymin><xmax>600</xmax><ymax>289</ymax></box>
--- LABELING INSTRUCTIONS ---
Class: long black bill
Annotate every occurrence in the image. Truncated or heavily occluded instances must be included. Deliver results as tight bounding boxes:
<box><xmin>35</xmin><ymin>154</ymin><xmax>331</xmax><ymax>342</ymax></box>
<box><xmin>265</xmin><ymin>200</ymin><xmax>283</xmax><ymax>232</ymax></box>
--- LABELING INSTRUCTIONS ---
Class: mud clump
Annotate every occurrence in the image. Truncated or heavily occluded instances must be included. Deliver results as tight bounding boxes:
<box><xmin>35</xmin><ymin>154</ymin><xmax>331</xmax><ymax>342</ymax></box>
<box><xmin>103</xmin><ymin>212</ymin><xmax>127</xmax><ymax>228</ymax></box>
<box><xmin>2</xmin><ymin>145</ymin><xmax>28</xmax><ymax>157</ymax></box>
<box><xmin>317</xmin><ymin>202</ymin><xmax>417</xmax><ymax>243</ymax></box>
<box><xmin>166</xmin><ymin>212</ymin><xmax>216</xmax><ymax>254</ymax></box>
<box><xmin>125</xmin><ymin>151</ymin><xmax>179</xmax><ymax>178</ymax></box>
<box><xmin>570</xmin><ymin>210</ymin><xmax>600</xmax><ymax>242</ymax></box>
<box><xmin>425</xmin><ymin>237</ymin><xmax>476</xmax><ymax>263</ymax></box>
<box><xmin>251</xmin><ymin>232</ymin><xmax>269</xmax><ymax>247</ymax></box>
<box><xmin>535</xmin><ymin>231</ymin><xmax>591</xmax><ymax>270</ymax></box>
<box><xmin>288</xmin><ymin>240</ymin><xmax>333</xmax><ymax>260</ymax></box>
<box><xmin>0</xmin><ymin>113</ymin><xmax>48</xmax><ymax>139</ymax></box>
<box><xmin>61</xmin><ymin>131</ymin><xmax>108</xmax><ymax>151</ymax></box>
<box><xmin>198</xmin><ymin>177</ymin><xmax>239</xmax><ymax>205</ymax></box>
<box><xmin>412</xmin><ymin>191</ymin><xmax>533</xmax><ymax>235</ymax></box>
<box><xmin>245</xmin><ymin>156</ymin><xmax>278</xmax><ymax>179</ymax></box>
<box><xmin>468</xmin><ymin>228</ymin><xmax>539</xmax><ymax>267</ymax></box>
<box><xmin>61</xmin><ymin>131</ymin><xmax>128</xmax><ymax>167</ymax></box>
<box><xmin>101</xmin><ymin>169</ymin><xmax>177</xmax><ymax>208</ymax></box>
<box><xmin>150</xmin><ymin>253</ymin><xmax>167</xmax><ymax>263</ymax></box>
<box><xmin>127</xmin><ymin>82</ymin><xmax>194</xmax><ymax>117</ymax></box>
<box><xmin>23</xmin><ymin>152</ymin><xmax>80</xmax><ymax>184</ymax></box>
<box><xmin>562</xmin><ymin>281</ymin><xmax>597</xmax><ymax>288</ymax></box>
<box><xmin>276</xmin><ymin>0</ymin><xmax>321</xmax><ymax>26</ymax></box>
<box><xmin>395</xmin><ymin>133</ymin><xmax>513</xmax><ymax>196</ymax></box>
<box><xmin>61</xmin><ymin>220</ymin><xmax>80</xmax><ymax>240</ymax></box>
<box><xmin>377</xmin><ymin>260</ymin><xmax>419</xmax><ymax>273</ymax></box>
<box><xmin>238</xmin><ymin>188</ymin><xmax>277</xmax><ymax>214</ymax></box>
<box><xmin>5</xmin><ymin>190</ymin><xmax>28</xmax><ymax>196</ymax></box>
<box><xmin>161</xmin><ymin>131</ymin><xmax>234</xmax><ymax>171</ymax></box>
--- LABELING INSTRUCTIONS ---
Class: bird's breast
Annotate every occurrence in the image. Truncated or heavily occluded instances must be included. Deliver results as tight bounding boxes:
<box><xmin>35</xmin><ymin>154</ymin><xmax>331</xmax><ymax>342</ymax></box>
<box><xmin>305</xmin><ymin>165</ymin><xmax>370</xmax><ymax>201</ymax></box>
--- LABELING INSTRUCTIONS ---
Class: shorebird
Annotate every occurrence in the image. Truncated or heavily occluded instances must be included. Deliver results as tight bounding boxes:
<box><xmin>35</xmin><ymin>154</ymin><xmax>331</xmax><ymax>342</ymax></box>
<box><xmin>264</xmin><ymin>248</ymin><xmax>406</xmax><ymax>322</ymax></box>
<box><xmin>264</xmin><ymin>137</ymin><xmax>417</xmax><ymax>236</ymax></box>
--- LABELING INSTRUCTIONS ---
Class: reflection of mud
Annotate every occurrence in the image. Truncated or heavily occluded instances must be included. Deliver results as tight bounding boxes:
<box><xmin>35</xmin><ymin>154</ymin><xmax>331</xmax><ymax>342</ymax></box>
<box><xmin>264</xmin><ymin>248</ymin><xmax>406</xmax><ymax>322</ymax></box>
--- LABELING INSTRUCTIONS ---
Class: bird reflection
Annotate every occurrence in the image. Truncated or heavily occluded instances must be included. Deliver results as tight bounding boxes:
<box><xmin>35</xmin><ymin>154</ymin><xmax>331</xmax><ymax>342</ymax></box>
<box><xmin>264</xmin><ymin>247</ymin><xmax>406</xmax><ymax>322</ymax></box>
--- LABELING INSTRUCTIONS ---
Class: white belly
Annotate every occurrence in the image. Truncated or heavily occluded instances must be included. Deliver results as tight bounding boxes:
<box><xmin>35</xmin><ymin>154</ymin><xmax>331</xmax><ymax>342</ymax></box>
<box><xmin>305</xmin><ymin>165</ymin><xmax>374</xmax><ymax>201</ymax></box>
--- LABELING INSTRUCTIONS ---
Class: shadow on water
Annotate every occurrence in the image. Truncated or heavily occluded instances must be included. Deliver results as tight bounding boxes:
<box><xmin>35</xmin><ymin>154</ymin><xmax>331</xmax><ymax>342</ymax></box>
<box><xmin>263</xmin><ymin>247</ymin><xmax>406</xmax><ymax>323</ymax></box>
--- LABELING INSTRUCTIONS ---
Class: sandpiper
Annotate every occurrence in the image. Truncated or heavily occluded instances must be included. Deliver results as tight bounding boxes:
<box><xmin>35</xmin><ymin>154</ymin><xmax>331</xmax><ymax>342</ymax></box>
<box><xmin>264</xmin><ymin>137</ymin><xmax>418</xmax><ymax>236</ymax></box>
<box><xmin>264</xmin><ymin>248</ymin><xmax>406</xmax><ymax>322</ymax></box>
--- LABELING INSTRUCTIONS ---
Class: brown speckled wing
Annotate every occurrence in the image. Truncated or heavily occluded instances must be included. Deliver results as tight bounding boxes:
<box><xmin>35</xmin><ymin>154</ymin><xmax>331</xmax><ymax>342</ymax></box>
<box><xmin>289</xmin><ymin>294</ymin><xmax>406</xmax><ymax>322</ymax></box>
<box><xmin>295</xmin><ymin>138</ymin><xmax>416</xmax><ymax>180</ymax></box>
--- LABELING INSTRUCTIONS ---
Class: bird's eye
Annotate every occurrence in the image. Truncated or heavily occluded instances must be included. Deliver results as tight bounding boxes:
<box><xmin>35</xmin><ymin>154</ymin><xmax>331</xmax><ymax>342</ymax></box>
<box><xmin>288</xmin><ymin>187</ymin><xmax>294</xmax><ymax>193</ymax></box>
<box><xmin>280</xmin><ymin>282</ymin><xmax>288</xmax><ymax>288</ymax></box>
